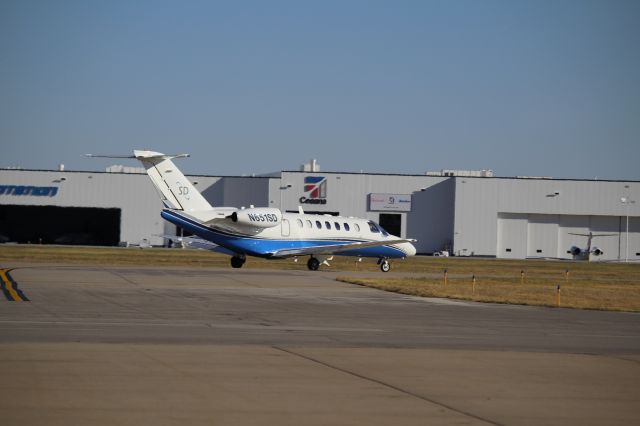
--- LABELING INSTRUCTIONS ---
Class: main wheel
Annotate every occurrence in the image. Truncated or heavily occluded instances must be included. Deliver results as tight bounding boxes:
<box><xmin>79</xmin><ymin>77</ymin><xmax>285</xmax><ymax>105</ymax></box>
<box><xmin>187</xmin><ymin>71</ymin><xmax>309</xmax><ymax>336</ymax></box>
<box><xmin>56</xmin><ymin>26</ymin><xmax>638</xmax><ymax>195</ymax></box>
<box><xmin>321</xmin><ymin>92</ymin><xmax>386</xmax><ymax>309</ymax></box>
<box><xmin>230</xmin><ymin>256</ymin><xmax>245</xmax><ymax>268</ymax></box>
<box><xmin>307</xmin><ymin>257</ymin><xmax>320</xmax><ymax>271</ymax></box>
<box><xmin>380</xmin><ymin>260</ymin><xmax>391</xmax><ymax>272</ymax></box>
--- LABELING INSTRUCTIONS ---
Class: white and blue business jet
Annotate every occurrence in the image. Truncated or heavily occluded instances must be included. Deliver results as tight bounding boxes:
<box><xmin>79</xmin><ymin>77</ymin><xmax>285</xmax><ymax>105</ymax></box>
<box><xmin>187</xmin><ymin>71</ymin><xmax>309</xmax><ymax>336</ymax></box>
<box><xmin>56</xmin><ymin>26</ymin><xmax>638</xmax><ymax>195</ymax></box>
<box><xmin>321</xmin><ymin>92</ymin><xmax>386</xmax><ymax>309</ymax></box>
<box><xmin>92</xmin><ymin>150</ymin><xmax>417</xmax><ymax>272</ymax></box>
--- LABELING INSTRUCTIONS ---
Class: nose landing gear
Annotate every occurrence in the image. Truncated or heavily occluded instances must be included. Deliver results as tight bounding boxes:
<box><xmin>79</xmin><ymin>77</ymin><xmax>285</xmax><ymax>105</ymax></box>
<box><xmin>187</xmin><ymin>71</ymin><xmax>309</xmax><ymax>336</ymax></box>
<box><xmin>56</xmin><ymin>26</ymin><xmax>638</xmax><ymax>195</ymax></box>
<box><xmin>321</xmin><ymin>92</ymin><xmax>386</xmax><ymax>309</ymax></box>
<box><xmin>378</xmin><ymin>258</ymin><xmax>391</xmax><ymax>272</ymax></box>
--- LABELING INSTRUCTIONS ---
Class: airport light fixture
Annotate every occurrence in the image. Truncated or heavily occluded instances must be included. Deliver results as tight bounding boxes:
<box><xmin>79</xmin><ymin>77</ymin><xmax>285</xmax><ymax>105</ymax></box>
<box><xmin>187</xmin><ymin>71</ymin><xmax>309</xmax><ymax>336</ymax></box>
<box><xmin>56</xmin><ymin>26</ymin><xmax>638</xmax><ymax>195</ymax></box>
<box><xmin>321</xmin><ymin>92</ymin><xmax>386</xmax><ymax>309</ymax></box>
<box><xmin>621</xmin><ymin>192</ymin><xmax>636</xmax><ymax>263</ymax></box>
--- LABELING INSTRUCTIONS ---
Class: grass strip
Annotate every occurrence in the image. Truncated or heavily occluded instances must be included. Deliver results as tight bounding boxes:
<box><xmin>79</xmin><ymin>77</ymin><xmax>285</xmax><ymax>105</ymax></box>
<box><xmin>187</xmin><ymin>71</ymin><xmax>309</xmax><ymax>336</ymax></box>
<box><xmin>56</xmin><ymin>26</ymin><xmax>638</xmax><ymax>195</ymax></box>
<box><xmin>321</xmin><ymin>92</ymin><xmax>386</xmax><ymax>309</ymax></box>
<box><xmin>337</xmin><ymin>275</ymin><xmax>640</xmax><ymax>312</ymax></box>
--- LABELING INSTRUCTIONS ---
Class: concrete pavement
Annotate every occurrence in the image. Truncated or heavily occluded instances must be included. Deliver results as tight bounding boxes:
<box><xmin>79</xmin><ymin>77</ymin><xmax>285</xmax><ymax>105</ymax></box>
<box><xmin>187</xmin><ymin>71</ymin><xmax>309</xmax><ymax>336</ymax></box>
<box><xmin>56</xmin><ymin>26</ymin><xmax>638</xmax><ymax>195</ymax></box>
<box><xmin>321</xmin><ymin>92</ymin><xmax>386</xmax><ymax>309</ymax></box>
<box><xmin>0</xmin><ymin>264</ymin><xmax>639</xmax><ymax>425</ymax></box>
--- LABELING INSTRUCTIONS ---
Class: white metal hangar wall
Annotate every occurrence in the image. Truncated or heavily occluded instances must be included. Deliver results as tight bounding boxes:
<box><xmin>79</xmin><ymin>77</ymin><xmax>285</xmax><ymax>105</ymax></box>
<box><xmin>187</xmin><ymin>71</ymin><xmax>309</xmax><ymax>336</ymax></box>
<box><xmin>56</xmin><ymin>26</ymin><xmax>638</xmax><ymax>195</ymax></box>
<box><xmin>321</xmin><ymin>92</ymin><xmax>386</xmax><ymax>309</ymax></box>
<box><xmin>0</xmin><ymin>169</ymin><xmax>272</xmax><ymax>246</ymax></box>
<box><xmin>445</xmin><ymin>177</ymin><xmax>639</xmax><ymax>261</ymax></box>
<box><xmin>0</xmin><ymin>169</ymin><xmax>167</xmax><ymax>246</ymax></box>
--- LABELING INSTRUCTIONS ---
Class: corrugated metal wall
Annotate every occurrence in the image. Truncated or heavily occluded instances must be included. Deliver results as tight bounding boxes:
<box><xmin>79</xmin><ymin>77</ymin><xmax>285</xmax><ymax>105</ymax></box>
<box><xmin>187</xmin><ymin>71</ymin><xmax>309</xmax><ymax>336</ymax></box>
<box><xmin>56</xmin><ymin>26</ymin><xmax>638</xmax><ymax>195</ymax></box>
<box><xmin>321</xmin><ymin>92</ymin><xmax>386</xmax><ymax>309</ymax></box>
<box><xmin>452</xmin><ymin>177</ymin><xmax>639</xmax><ymax>260</ymax></box>
<box><xmin>407</xmin><ymin>179</ymin><xmax>455</xmax><ymax>253</ymax></box>
<box><xmin>0</xmin><ymin>170</ymin><xmax>230</xmax><ymax>246</ymax></box>
<box><xmin>0</xmin><ymin>170</ymin><xmax>166</xmax><ymax>245</ymax></box>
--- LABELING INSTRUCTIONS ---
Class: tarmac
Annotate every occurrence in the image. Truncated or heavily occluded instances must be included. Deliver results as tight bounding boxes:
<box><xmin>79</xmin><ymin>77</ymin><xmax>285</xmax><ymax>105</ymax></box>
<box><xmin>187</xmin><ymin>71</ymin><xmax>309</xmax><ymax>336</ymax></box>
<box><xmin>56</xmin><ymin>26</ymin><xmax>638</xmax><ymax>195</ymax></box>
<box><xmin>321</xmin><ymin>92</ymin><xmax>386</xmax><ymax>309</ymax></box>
<box><xmin>1</xmin><ymin>263</ymin><xmax>639</xmax><ymax>425</ymax></box>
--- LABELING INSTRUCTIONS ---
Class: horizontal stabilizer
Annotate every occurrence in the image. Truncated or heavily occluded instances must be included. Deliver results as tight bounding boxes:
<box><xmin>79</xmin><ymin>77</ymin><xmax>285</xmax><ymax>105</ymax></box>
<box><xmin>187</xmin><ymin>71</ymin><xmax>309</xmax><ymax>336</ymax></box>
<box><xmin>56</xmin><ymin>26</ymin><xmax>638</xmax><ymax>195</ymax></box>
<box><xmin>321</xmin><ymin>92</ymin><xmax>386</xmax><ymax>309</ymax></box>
<box><xmin>86</xmin><ymin>152</ymin><xmax>190</xmax><ymax>160</ymax></box>
<box><xmin>133</xmin><ymin>150</ymin><xmax>190</xmax><ymax>160</ymax></box>
<box><xmin>86</xmin><ymin>154</ymin><xmax>136</xmax><ymax>159</ymax></box>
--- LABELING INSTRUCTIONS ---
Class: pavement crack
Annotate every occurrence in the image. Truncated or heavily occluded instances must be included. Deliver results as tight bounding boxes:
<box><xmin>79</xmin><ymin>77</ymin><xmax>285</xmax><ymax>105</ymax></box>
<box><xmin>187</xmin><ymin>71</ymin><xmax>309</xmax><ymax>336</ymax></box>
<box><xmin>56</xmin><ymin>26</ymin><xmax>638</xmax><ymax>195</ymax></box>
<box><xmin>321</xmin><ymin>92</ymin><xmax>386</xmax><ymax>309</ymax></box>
<box><xmin>107</xmin><ymin>269</ymin><xmax>140</xmax><ymax>286</ymax></box>
<box><xmin>272</xmin><ymin>345</ymin><xmax>504</xmax><ymax>426</ymax></box>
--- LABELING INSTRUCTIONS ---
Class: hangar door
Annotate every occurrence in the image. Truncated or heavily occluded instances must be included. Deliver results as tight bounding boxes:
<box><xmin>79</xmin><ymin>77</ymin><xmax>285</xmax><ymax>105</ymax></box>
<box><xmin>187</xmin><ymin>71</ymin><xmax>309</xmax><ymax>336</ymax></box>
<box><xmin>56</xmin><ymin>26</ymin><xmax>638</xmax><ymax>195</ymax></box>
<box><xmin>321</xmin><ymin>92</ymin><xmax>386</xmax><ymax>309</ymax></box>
<box><xmin>498</xmin><ymin>213</ymin><xmax>560</xmax><ymax>258</ymax></box>
<box><xmin>497</xmin><ymin>213</ymin><xmax>527</xmax><ymax>259</ymax></box>
<box><xmin>527</xmin><ymin>214</ymin><xmax>559</xmax><ymax>258</ymax></box>
<box><xmin>0</xmin><ymin>205</ymin><xmax>120</xmax><ymax>246</ymax></box>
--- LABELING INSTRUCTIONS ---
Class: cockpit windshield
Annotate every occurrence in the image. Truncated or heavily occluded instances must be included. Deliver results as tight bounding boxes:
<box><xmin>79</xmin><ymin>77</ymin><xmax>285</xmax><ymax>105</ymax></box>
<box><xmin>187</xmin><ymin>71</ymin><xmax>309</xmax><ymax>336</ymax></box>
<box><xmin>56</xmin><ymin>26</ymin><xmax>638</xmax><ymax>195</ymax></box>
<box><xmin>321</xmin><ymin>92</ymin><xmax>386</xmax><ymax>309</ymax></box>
<box><xmin>367</xmin><ymin>220</ymin><xmax>389</xmax><ymax>236</ymax></box>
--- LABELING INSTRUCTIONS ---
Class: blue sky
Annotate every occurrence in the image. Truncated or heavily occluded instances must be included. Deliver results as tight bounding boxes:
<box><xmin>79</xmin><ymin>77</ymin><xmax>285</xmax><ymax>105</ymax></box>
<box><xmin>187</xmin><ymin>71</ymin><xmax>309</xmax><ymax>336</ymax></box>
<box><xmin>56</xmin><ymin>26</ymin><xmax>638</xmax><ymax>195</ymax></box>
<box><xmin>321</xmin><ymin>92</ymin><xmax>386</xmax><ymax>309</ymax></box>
<box><xmin>1</xmin><ymin>0</ymin><xmax>639</xmax><ymax>179</ymax></box>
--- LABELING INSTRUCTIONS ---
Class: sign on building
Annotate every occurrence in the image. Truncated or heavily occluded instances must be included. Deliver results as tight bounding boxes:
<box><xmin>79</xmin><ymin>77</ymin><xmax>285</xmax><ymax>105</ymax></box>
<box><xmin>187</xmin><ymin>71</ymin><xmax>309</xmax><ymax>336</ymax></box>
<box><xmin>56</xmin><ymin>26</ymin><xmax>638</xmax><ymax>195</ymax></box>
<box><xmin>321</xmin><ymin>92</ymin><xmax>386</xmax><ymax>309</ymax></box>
<box><xmin>368</xmin><ymin>193</ymin><xmax>412</xmax><ymax>212</ymax></box>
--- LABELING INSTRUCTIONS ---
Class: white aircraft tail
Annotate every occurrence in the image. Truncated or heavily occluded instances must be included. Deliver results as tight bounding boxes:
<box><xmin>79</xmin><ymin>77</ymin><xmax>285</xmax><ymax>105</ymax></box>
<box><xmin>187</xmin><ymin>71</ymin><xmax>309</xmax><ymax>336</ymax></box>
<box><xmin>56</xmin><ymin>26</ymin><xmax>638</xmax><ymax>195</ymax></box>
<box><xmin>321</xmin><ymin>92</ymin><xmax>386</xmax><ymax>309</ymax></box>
<box><xmin>133</xmin><ymin>150</ymin><xmax>212</xmax><ymax>211</ymax></box>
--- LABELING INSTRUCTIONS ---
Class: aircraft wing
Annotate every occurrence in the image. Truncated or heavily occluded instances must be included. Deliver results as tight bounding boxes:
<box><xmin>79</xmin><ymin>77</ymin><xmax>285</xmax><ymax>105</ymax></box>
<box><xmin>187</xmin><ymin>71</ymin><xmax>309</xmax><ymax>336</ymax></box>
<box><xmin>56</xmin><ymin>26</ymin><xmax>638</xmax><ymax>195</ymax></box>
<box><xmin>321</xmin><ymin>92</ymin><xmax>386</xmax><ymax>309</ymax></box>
<box><xmin>268</xmin><ymin>239</ymin><xmax>416</xmax><ymax>258</ymax></box>
<box><xmin>160</xmin><ymin>235</ymin><xmax>237</xmax><ymax>256</ymax></box>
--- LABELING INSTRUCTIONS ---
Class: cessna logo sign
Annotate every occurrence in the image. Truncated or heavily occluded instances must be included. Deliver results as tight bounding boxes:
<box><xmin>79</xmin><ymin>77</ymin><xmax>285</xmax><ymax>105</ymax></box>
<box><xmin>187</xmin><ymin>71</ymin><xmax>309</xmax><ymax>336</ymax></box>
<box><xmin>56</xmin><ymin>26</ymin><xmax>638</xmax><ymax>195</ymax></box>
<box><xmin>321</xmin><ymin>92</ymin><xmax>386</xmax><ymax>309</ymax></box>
<box><xmin>299</xmin><ymin>176</ymin><xmax>327</xmax><ymax>204</ymax></box>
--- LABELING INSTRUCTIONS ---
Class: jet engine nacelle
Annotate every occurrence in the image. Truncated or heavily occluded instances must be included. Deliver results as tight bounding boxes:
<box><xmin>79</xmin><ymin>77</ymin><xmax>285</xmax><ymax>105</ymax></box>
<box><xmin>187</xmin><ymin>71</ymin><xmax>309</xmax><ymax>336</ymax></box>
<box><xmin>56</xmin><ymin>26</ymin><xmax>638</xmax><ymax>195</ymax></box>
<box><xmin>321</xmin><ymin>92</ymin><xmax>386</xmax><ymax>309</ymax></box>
<box><xmin>570</xmin><ymin>246</ymin><xmax>582</xmax><ymax>256</ymax></box>
<box><xmin>230</xmin><ymin>208</ymin><xmax>282</xmax><ymax>228</ymax></box>
<box><xmin>592</xmin><ymin>247</ymin><xmax>603</xmax><ymax>256</ymax></box>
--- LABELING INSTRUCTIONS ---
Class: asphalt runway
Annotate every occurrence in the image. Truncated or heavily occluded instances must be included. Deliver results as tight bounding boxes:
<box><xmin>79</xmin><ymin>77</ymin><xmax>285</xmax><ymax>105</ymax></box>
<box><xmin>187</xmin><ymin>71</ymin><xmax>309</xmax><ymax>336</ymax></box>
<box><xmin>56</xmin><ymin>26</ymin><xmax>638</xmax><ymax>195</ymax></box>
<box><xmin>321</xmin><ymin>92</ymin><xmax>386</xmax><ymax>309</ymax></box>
<box><xmin>1</xmin><ymin>263</ymin><xmax>639</xmax><ymax>425</ymax></box>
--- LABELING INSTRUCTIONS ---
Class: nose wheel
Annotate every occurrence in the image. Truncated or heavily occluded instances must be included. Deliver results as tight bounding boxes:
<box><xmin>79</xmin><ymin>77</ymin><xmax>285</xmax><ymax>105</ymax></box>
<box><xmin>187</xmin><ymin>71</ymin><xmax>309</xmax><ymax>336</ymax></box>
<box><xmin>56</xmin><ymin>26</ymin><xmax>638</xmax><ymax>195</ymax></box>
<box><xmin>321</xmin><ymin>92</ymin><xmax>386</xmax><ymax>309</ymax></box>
<box><xmin>375</xmin><ymin>257</ymin><xmax>392</xmax><ymax>272</ymax></box>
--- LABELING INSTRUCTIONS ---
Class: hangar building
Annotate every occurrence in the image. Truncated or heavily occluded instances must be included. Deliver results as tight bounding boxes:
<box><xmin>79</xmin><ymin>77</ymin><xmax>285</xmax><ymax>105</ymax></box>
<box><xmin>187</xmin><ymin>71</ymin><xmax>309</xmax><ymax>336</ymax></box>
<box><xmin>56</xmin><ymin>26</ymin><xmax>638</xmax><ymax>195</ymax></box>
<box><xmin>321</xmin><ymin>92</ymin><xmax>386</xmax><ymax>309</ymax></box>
<box><xmin>0</xmin><ymin>168</ymin><xmax>270</xmax><ymax>247</ymax></box>
<box><xmin>409</xmin><ymin>177</ymin><xmax>639</xmax><ymax>260</ymax></box>
<box><xmin>1</xmin><ymin>165</ymin><xmax>638</xmax><ymax>261</ymax></box>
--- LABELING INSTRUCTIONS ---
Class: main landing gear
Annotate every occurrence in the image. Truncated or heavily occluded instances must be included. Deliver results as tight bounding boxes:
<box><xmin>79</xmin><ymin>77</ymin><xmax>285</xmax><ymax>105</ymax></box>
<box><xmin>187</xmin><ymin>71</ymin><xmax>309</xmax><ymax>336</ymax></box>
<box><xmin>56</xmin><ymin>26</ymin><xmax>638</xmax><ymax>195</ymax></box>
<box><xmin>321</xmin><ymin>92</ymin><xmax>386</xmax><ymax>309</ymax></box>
<box><xmin>307</xmin><ymin>257</ymin><xmax>320</xmax><ymax>271</ymax></box>
<box><xmin>230</xmin><ymin>255</ymin><xmax>246</xmax><ymax>269</ymax></box>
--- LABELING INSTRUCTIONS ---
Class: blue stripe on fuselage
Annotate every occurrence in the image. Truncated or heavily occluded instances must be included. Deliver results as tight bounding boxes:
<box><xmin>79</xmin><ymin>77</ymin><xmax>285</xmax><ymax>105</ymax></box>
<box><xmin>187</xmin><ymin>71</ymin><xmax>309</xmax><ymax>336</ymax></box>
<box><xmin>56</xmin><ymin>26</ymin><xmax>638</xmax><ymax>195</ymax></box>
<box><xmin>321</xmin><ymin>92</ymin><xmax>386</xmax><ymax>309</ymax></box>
<box><xmin>161</xmin><ymin>209</ymin><xmax>407</xmax><ymax>258</ymax></box>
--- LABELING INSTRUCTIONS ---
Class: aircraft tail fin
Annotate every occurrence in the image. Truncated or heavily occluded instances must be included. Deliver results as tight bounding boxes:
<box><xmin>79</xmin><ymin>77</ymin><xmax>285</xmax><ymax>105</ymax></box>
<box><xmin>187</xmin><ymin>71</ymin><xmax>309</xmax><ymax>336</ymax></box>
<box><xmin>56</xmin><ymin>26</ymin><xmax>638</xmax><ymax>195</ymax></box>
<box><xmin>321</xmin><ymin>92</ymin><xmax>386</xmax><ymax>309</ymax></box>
<box><xmin>133</xmin><ymin>150</ymin><xmax>212</xmax><ymax>211</ymax></box>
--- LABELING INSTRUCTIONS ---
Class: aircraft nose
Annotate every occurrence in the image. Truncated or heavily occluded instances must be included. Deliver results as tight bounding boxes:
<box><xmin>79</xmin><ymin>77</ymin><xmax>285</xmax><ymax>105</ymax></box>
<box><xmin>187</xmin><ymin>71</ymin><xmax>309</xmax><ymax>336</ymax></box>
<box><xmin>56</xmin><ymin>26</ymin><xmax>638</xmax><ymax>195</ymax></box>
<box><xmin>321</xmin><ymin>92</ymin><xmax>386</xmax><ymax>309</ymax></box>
<box><xmin>399</xmin><ymin>241</ymin><xmax>416</xmax><ymax>257</ymax></box>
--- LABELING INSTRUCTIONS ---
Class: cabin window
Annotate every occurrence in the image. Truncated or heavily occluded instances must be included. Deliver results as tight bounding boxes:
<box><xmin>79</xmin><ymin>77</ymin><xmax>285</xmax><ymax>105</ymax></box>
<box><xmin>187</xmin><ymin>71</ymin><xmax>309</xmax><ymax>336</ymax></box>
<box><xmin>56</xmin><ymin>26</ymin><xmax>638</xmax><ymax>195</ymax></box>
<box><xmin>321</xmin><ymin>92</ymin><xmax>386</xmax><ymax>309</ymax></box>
<box><xmin>354</xmin><ymin>223</ymin><xmax>360</xmax><ymax>232</ymax></box>
<box><xmin>325</xmin><ymin>221</ymin><xmax>331</xmax><ymax>230</ymax></box>
<box><xmin>316</xmin><ymin>220</ymin><xmax>322</xmax><ymax>229</ymax></box>
<box><xmin>306</xmin><ymin>220</ymin><xmax>312</xmax><ymax>228</ymax></box>
<box><xmin>334</xmin><ymin>222</ymin><xmax>340</xmax><ymax>230</ymax></box>
<box><xmin>344</xmin><ymin>223</ymin><xmax>350</xmax><ymax>231</ymax></box>
<box><xmin>296</xmin><ymin>219</ymin><xmax>303</xmax><ymax>228</ymax></box>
